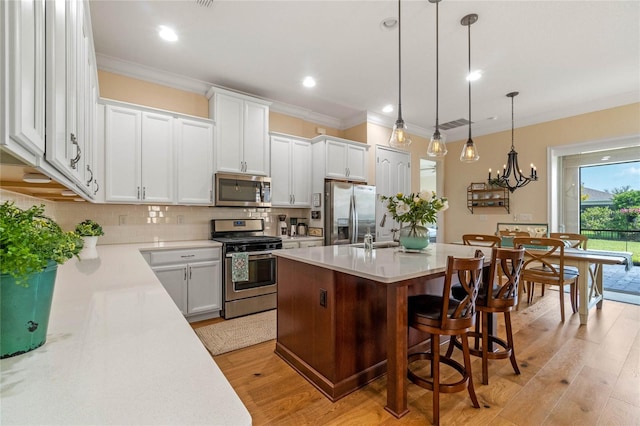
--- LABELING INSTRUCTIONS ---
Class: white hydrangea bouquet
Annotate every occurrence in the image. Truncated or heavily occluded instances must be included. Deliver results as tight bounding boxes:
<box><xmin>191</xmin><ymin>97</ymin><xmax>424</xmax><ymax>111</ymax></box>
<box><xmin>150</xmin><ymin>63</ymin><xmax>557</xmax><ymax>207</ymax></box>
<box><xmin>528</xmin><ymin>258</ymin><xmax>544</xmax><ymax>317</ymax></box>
<box><xmin>380</xmin><ymin>191</ymin><xmax>448</xmax><ymax>238</ymax></box>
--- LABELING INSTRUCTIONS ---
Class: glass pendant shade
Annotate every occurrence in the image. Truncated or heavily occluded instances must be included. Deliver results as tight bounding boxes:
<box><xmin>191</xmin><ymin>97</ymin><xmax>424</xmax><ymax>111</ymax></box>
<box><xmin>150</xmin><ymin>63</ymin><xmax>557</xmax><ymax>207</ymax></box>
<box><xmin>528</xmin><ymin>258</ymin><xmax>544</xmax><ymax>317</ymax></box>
<box><xmin>427</xmin><ymin>0</ymin><xmax>446</xmax><ymax>158</ymax></box>
<box><xmin>460</xmin><ymin>13</ymin><xmax>479</xmax><ymax>163</ymax></box>
<box><xmin>460</xmin><ymin>139</ymin><xmax>480</xmax><ymax>163</ymax></box>
<box><xmin>427</xmin><ymin>130</ymin><xmax>447</xmax><ymax>157</ymax></box>
<box><xmin>390</xmin><ymin>119</ymin><xmax>412</xmax><ymax>148</ymax></box>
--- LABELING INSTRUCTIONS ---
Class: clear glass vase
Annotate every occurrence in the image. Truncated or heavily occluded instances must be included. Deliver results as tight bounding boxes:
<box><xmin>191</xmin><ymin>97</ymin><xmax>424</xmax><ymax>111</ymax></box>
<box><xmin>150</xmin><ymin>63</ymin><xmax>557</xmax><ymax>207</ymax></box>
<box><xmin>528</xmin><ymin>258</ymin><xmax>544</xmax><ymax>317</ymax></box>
<box><xmin>398</xmin><ymin>224</ymin><xmax>430</xmax><ymax>250</ymax></box>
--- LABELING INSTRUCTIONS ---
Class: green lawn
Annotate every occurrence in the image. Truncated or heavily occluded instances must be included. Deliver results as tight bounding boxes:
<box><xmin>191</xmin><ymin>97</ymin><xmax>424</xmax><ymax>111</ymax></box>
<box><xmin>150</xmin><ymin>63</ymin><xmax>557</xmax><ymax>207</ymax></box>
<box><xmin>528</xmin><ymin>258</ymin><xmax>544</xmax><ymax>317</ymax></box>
<box><xmin>587</xmin><ymin>239</ymin><xmax>640</xmax><ymax>264</ymax></box>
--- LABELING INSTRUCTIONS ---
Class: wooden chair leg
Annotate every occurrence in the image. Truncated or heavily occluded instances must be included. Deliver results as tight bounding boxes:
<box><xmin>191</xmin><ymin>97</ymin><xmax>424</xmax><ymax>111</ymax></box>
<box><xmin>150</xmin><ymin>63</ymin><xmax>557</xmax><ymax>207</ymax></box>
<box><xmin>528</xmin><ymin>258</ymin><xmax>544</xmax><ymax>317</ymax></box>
<box><xmin>445</xmin><ymin>335</ymin><xmax>455</xmax><ymax>358</ymax></box>
<box><xmin>481</xmin><ymin>312</ymin><xmax>489</xmax><ymax>385</ymax></box>
<box><xmin>460</xmin><ymin>332</ymin><xmax>480</xmax><ymax>409</ymax></box>
<box><xmin>504</xmin><ymin>311</ymin><xmax>520</xmax><ymax>375</ymax></box>
<box><xmin>559</xmin><ymin>284</ymin><xmax>565</xmax><ymax>322</ymax></box>
<box><xmin>541</xmin><ymin>284</ymin><xmax>545</xmax><ymax>297</ymax></box>
<box><xmin>432</xmin><ymin>333</ymin><xmax>440</xmax><ymax>425</ymax></box>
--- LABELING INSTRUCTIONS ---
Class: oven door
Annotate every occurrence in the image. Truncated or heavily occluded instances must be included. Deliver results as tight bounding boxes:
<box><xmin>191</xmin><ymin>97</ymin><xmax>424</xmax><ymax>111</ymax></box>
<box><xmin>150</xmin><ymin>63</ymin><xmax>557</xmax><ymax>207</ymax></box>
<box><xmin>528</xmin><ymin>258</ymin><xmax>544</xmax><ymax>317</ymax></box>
<box><xmin>224</xmin><ymin>252</ymin><xmax>277</xmax><ymax>301</ymax></box>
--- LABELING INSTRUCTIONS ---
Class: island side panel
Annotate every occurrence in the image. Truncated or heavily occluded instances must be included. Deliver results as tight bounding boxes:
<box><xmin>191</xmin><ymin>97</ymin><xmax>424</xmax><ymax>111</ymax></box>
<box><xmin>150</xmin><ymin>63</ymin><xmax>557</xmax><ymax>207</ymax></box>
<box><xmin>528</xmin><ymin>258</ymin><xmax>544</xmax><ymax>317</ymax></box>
<box><xmin>276</xmin><ymin>258</ymin><xmax>337</xmax><ymax>383</ymax></box>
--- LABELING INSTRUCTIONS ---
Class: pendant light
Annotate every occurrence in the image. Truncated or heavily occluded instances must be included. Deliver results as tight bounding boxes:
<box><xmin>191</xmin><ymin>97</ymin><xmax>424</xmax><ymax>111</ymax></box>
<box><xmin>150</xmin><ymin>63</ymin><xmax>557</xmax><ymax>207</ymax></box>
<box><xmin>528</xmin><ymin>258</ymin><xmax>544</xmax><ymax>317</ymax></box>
<box><xmin>489</xmin><ymin>92</ymin><xmax>538</xmax><ymax>192</ymax></box>
<box><xmin>426</xmin><ymin>0</ymin><xmax>447</xmax><ymax>158</ymax></box>
<box><xmin>459</xmin><ymin>13</ymin><xmax>479</xmax><ymax>163</ymax></box>
<box><xmin>389</xmin><ymin>0</ymin><xmax>412</xmax><ymax>148</ymax></box>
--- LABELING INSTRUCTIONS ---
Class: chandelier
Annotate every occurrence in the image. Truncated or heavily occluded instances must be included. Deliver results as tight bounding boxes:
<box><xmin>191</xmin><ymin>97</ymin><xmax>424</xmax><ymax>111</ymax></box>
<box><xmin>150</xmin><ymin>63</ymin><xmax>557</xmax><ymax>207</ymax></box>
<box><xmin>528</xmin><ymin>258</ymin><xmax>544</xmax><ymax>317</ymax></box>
<box><xmin>489</xmin><ymin>91</ymin><xmax>538</xmax><ymax>192</ymax></box>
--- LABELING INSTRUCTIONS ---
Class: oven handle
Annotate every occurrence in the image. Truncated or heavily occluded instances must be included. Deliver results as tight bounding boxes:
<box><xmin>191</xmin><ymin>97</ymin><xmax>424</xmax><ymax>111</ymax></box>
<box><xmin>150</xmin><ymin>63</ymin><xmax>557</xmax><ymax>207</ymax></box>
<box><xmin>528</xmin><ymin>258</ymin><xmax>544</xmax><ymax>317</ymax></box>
<box><xmin>225</xmin><ymin>251</ymin><xmax>275</xmax><ymax>259</ymax></box>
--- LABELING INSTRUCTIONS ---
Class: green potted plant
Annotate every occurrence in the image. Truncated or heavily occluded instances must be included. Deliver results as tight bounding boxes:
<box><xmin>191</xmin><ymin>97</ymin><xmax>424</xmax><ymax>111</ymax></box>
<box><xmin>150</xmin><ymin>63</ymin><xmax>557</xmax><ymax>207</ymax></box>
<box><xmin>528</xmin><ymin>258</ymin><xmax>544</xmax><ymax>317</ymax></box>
<box><xmin>0</xmin><ymin>201</ymin><xmax>83</xmax><ymax>358</ymax></box>
<box><xmin>75</xmin><ymin>219</ymin><xmax>104</xmax><ymax>260</ymax></box>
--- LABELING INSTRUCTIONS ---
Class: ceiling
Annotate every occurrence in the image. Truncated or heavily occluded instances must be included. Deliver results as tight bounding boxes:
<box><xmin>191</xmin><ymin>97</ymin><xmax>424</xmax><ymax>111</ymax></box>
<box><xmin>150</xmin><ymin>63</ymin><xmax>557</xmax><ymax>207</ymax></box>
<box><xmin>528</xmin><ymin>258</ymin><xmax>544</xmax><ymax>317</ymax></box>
<box><xmin>89</xmin><ymin>0</ymin><xmax>640</xmax><ymax>143</ymax></box>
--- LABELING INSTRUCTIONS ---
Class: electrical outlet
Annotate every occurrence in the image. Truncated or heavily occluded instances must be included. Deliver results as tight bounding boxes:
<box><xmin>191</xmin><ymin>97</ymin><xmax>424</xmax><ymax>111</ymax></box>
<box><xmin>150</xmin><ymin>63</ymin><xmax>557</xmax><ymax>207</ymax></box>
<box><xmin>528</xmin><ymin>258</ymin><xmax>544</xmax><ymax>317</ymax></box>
<box><xmin>478</xmin><ymin>214</ymin><xmax>487</xmax><ymax>222</ymax></box>
<box><xmin>177</xmin><ymin>215</ymin><xmax>184</xmax><ymax>224</ymax></box>
<box><xmin>320</xmin><ymin>289</ymin><xmax>327</xmax><ymax>307</ymax></box>
<box><xmin>118</xmin><ymin>215</ymin><xmax>127</xmax><ymax>226</ymax></box>
<box><xmin>520</xmin><ymin>213</ymin><xmax>532</xmax><ymax>221</ymax></box>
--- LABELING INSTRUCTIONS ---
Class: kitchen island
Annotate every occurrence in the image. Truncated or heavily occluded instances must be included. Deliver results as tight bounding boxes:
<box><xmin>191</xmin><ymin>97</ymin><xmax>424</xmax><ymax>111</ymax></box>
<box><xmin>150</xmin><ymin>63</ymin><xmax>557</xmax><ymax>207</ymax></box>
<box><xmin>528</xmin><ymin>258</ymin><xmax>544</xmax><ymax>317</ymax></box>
<box><xmin>273</xmin><ymin>243</ymin><xmax>490</xmax><ymax>418</ymax></box>
<box><xmin>0</xmin><ymin>241</ymin><xmax>251</xmax><ymax>425</ymax></box>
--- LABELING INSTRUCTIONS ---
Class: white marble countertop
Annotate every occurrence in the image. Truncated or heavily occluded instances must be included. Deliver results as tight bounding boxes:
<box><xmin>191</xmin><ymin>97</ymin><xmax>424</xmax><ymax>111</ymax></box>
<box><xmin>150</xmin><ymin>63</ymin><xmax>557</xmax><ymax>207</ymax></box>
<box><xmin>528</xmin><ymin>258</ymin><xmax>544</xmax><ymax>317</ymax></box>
<box><xmin>272</xmin><ymin>243</ymin><xmax>492</xmax><ymax>283</ymax></box>
<box><xmin>0</xmin><ymin>241</ymin><xmax>251</xmax><ymax>426</ymax></box>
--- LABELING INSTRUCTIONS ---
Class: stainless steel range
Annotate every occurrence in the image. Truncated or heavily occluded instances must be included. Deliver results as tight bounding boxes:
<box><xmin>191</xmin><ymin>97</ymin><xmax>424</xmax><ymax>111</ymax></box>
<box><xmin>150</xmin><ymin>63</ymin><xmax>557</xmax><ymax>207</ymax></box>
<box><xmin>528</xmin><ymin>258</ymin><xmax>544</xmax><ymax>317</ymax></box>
<box><xmin>210</xmin><ymin>219</ymin><xmax>282</xmax><ymax>319</ymax></box>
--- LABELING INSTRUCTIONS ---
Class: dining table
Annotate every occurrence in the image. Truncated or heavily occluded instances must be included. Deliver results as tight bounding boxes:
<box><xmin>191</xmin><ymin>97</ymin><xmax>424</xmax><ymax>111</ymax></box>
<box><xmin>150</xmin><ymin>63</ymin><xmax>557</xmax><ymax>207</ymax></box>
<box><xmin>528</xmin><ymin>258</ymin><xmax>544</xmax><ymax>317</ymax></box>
<box><xmin>525</xmin><ymin>247</ymin><xmax>632</xmax><ymax>324</ymax></box>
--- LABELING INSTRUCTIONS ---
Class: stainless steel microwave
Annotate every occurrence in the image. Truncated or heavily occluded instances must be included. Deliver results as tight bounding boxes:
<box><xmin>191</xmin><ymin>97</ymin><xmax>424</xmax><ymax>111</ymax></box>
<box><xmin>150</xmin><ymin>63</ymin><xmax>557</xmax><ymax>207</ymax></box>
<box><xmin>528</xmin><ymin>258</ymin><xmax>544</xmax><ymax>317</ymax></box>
<box><xmin>215</xmin><ymin>173</ymin><xmax>272</xmax><ymax>207</ymax></box>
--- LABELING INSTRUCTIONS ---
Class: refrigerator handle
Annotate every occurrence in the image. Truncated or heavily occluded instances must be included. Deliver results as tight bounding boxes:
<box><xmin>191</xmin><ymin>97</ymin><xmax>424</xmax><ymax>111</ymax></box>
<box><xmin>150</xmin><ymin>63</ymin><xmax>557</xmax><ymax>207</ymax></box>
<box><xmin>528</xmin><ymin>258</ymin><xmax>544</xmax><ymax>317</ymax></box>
<box><xmin>351</xmin><ymin>194</ymin><xmax>359</xmax><ymax>244</ymax></box>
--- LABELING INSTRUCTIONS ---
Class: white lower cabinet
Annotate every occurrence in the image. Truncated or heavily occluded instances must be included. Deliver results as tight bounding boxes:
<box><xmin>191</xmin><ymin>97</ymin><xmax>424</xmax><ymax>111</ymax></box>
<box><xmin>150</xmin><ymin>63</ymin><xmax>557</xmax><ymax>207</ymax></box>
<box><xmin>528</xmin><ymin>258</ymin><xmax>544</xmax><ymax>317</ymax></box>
<box><xmin>145</xmin><ymin>247</ymin><xmax>222</xmax><ymax>320</ymax></box>
<box><xmin>280</xmin><ymin>239</ymin><xmax>323</xmax><ymax>249</ymax></box>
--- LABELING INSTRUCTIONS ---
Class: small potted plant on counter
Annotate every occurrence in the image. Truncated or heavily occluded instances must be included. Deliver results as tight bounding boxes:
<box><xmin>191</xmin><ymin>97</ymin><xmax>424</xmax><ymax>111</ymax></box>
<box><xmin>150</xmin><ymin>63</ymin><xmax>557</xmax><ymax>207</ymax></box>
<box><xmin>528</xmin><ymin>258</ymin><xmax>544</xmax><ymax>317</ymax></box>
<box><xmin>75</xmin><ymin>219</ymin><xmax>104</xmax><ymax>260</ymax></box>
<box><xmin>0</xmin><ymin>201</ymin><xmax>83</xmax><ymax>358</ymax></box>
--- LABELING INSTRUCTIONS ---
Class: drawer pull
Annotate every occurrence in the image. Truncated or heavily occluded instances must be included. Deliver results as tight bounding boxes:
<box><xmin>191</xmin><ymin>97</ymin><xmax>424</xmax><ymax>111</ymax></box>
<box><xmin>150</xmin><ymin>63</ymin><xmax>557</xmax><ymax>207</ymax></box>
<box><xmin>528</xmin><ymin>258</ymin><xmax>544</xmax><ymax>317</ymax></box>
<box><xmin>180</xmin><ymin>254</ymin><xmax>196</xmax><ymax>258</ymax></box>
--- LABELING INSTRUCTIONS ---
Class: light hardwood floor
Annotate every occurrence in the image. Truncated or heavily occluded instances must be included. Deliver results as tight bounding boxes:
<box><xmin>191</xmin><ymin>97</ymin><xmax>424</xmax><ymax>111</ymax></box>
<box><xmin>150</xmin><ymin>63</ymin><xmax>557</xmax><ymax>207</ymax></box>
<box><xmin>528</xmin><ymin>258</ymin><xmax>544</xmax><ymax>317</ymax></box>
<box><xmin>193</xmin><ymin>294</ymin><xmax>640</xmax><ymax>425</ymax></box>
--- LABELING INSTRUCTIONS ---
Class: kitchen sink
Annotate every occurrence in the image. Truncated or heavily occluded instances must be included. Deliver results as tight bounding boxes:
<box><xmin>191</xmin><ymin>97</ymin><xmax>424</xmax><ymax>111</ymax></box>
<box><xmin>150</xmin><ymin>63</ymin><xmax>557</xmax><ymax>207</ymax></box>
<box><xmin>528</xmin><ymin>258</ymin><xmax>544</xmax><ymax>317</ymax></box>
<box><xmin>349</xmin><ymin>241</ymin><xmax>400</xmax><ymax>249</ymax></box>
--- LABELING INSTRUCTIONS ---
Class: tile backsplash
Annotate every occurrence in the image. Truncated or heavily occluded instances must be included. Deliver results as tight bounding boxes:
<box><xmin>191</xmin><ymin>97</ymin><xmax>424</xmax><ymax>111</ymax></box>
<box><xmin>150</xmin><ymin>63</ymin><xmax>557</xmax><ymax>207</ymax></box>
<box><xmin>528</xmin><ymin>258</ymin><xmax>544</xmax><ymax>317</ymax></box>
<box><xmin>1</xmin><ymin>189</ymin><xmax>310</xmax><ymax>245</ymax></box>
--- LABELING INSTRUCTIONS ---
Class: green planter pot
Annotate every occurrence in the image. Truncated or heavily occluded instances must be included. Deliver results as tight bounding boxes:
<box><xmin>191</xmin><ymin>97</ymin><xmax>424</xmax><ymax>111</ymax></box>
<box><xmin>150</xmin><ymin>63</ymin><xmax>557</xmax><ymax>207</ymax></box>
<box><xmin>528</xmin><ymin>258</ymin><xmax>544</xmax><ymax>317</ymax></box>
<box><xmin>1</xmin><ymin>262</ymin><xmax>58</xmax><ymax>359</ymax></box>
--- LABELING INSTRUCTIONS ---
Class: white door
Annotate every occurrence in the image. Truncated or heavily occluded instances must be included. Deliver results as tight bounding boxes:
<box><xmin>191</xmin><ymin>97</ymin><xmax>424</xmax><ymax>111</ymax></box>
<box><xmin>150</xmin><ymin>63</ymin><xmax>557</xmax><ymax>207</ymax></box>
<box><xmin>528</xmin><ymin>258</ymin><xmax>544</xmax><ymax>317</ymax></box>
<box><xmin>346</xmin><ymin>144</ymin><xmax>367</xmax><ymax>181</ymax></box>
<box><xmin>153</xmin><ymin>264</ymin><xmax>188</xmax><ymax>315</ymax></box>
<box><xmin>325</xmin><ymin>140</ymin><xmax>348</xmax><ymax>179</ymax></box>
<box><xmin>105</xmin><ymin>106</ymin><xmax>141</xmax><ymax>202</ymax></box>
<box><xmin>187</xmin><ymin>261</ymin><xmax>221</xmax><ymax>315</ymax></box>
<box><xmin>176</xmin><ymin>118</ymin><xmax>214</xmax><ymax>205</ymax></box>
<box><xmin>141</xmin><ymin>111</ymin><xmax>174</xmax><ymax>203</ymax></box>
<box><xmin>5</xmin><ymin>0</ymin><xmax>47</xmax><ymax>160</ymax></box>
<box><xmin>215</xmin><ymin>93</ymin><xmax>243</xmax><ymax>173</ymax></box>
<box><xmin>291</xmin><ymin>139</ymin><xmax>312</xmax><ymax>207</ymax></box>
<box><xmin>243</xmin><ymin>101</ymin><xmax>269</xmax><ymax>175</ymax></box>
<box><xmin>270</xmin><ymin>136</ymin><xmax>292</xmax><ymax>206</ymax></box>
<box><xmin>375</xmin><ymin>146</ymin><xmax>411</xmax><ymax>242</ymax></box>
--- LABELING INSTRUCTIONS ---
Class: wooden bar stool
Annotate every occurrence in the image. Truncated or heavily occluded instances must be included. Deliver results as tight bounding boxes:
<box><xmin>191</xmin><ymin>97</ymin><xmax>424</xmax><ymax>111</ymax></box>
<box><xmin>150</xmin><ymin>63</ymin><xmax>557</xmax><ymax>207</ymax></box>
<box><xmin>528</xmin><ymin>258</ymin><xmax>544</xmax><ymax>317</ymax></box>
<box><xmin>407</xmin><ymin>251</ymin><xmax>484</xmax><ymax>425</ymax></box>
<box><xmin>447</xmin><ymin>246</ymin><xmax>525</xmax><ymax>385</ymax></box>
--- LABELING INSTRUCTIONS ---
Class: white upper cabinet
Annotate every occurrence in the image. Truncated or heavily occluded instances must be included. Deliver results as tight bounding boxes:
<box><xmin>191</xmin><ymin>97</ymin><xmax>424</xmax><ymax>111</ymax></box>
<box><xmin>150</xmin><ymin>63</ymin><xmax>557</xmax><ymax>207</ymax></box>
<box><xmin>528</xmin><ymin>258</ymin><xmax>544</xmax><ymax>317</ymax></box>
<box><xmin>270</xmin><ymin>134</ymin><xmax>312</xmax><ymax>207</ymax></box>
<box><xmin>312</xmin><ymin>136</ymin><xmax>369</xmax><ymax>182</ymax></box>
<box><xmin>103</xmin><ymin>100</ymin><xmax>214</xmax><ymax>205</ymax></box>
<box><xmin>1</xmin><ymin>0</ymin><xmax>46</xmax><ymax>163</ymax></box>
<box><xmin>104</xmin><ymin>104</ymin><xmax>174</xmax><ymax>203</ymax></box>
<box><xmin>176</xmin><ymin>118</ymin><xmax>214</xmax><ymax>205</ymax></box>
<box><xmin>44</xmin><ymin>0</ymin><xmax>99</xmax><ymax>198</ymax></box>
<box><xmin>207</xmin><ymin>88</ymin><xmax>270</xmax><ymax>176</ymax></box>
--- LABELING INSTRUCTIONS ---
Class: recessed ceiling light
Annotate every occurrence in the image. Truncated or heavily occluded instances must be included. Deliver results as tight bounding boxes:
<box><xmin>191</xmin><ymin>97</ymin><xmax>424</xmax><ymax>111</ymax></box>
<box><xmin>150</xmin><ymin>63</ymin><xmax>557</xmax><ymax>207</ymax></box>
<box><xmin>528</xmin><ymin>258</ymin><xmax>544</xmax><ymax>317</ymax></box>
<box><xmin>466</xmin><ymin>70</ymin><xmax>482</xmax><ymax>81</ymax></box>
<box><xmin>302</xmin><ymin>76</ymin><xmax>316</xmax><ymax>88</ymax></box>
<box><xmin>61</xmin><ymin>190</ymin><xmax>76</xmax><ymax>196</ymax></box>
<box><xmin>73</xmin><ymin>198</ymin><xmax>85</xmax><ymax>202</ymax></box>
<box><xmin>158</xmin><ymin>26</ymin><xmax>178</xmax><ymax>42</ymax></box>
<box><xmin>23</xmin><ymin>173</ymin><xmax>51</xmax><ymax>184</ymax></box>
<box><xmin>601</xmin><ymin>156</ymin><xmax>611</xmax><ymax>161</ymax></box>
<box><xmin>382</xmin><ymin>104</ymin><xmax>394</xmax><ymax>113</ymax></box>
<box><xmin>381</xmin><ymin>17</ymin><xmax>398</xmax><ymax>30</ymax></box>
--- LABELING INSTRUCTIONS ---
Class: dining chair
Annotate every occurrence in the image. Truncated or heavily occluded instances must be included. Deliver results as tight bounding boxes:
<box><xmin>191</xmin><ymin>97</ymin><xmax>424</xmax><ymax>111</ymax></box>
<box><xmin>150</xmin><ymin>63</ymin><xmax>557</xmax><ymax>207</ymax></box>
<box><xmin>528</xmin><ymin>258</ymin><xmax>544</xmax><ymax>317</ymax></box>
<box><xmin>462</xmin><ymin>234</ymin><xmax>502</xmax><ymax>248</ymax></box>
<box><xmin>512</xmin><ymin>237</ymin><xmax>579</xmax><ymax>321</ymax></box>
<box><xmin>538</xmin><ymin>233</ymin><xmax>587</xmax><ymax>297</ymax></box>
<box><xmin>407</xmin><ymin>250</ymin><xmax>484</xmax><ymax>425</ymax></box>
<box><xmin>447</xmin><ymin>246</ymin><xmax>525</xmax><ymax>385</ymax></box>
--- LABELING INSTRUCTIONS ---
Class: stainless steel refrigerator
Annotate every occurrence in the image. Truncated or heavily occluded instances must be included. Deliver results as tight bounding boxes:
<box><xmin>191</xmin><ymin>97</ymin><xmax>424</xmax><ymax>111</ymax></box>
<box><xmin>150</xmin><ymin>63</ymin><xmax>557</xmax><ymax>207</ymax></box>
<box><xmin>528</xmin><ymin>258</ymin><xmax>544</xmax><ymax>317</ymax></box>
<box><xmin>324</xmin><ymin>181</ymin><xmax>376</xmax><ymax>246</ymax></box>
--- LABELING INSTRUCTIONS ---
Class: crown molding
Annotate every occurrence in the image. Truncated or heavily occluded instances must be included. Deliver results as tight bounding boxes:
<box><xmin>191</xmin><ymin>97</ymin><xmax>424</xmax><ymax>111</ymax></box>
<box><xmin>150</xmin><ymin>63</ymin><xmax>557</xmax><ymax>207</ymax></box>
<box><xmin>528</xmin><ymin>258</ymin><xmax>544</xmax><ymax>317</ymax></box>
<box><xmin>96</xmin><ymin>54</ymin><xmax>211</xmax><ymax>95</ymax></box>
<box><xmin>268</xmin><ymin>101</ymin><xmax>343</xmax><ymax>130</ymax></box>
